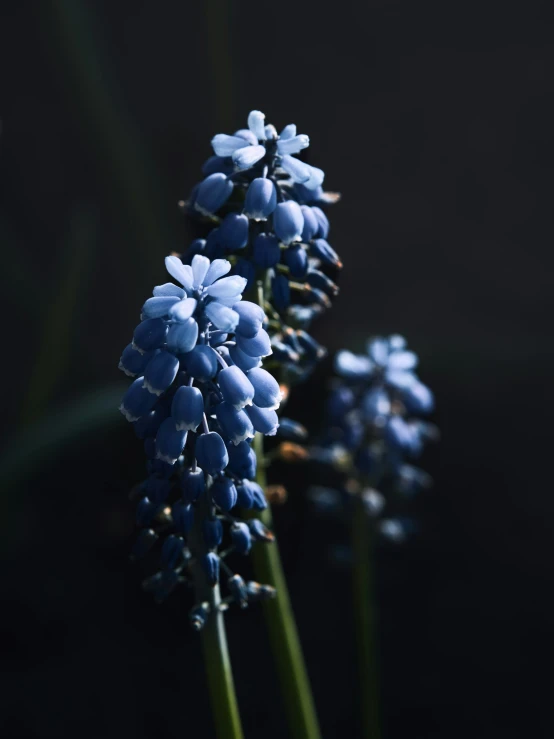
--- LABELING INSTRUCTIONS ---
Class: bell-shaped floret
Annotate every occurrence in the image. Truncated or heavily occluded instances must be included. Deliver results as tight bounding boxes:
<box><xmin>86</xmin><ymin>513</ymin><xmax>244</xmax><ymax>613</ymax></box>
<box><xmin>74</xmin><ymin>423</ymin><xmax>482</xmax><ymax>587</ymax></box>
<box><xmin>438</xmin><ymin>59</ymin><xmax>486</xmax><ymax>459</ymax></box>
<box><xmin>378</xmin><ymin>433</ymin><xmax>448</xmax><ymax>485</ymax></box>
<box><xmin>296</xmin><ymin>330</ymin><xmax>326</xmax><ymax>360</ymax></box>
<box><xmin>271</xmin><ymin>273</ymin><xmax>291</xmax><ymax>312</ymax></box>
<box><xmin>171</xmin><ymin>385</ymin><xmax>204</xmax><ymax>431</ymax></box>
<box><xmin>180</xmin><ymin>345</ymin><xmax>219</xmax><ymax>381</ymax></box>
<box><xmin>195</xmin><ymin>173</ymin><xmax>234</xmax><ymax>216</ymax></box>
<box><xmin>400</xmin><ymin>381</ymin><xmax>434</xmax><ymax>415</ymax></box>
<box><xmin>189</xmin><ymin>602</ymin><xmax>211</xmax><ymax>631</ymax></box>
<box><xmin>204</xmin><ymin>301</ymin><xmax>240</xmax><ymax>332</ymax></box>
<box><xmin>228</xmin><ymin>343</ymin><xmax>262</xmax><ymax>372</ymax></box>
<box><xmin>233</xmin><ymin>145</ymin><xmax>266</xmax><ymax>170</ymax></box>
<box><xmin>142</xmin><ymin>295</ymin><xmax>180</xmax><ymax>319</ymax></box>
<box><xmin>230</xmin><ymin>522</ymin><xmax>251</xmax><ymax>554</ymax></box>
<box><xmin>236</xmin><ymin>328</ymin><xmax>272</xmax><ymax>358</ymax></box>
<box><xmin>334</xmin><ymin>350</ymin><xmax>373</xmax><ymax>379</ymax></box>
<box><xmin>219</xmin><ymin>213</ymin><xmax>249</xmax><ymax>250</ymax></box>
<box><xmin>195</xmin><ymin>431</ymin><xmax>229</xmax><ymax>475</ymax></box>
<box><xmin>165</xmin><ymin>256</ymin><xmax>194</xmax><ymax>292</ymax></box>
<box><xmin>247</xmin><ymin>368</ymin><xmax>282</xmax><ymax>409</ymax></box>
<box><xmin>155</xmin><ymin>418</ymin><xmax>188</xmax><ymax>464</ymax></box>
<box><xmin>119</xmin><ymin>344</ymin><xmax>156</xmax><ymax>377</ymax></box>
<box><xmin>306</xmin><ymin>269</ymin><xmax>339</xmax><ymax>297</ymax></box>
<box><xmin>226</xmin><ymin>440</ymin><xmax>256</xmax><ymax>479</ymax></box>
<box><xmin>277</xmin><ymin>418</ymin><xmax>308</xmax><ymax>441</ymax></box>
<box><xmin>284</xmin><ymin>244</ymin><xmax>308</xmax><ymax>279</ymax></box>
<box><xmin>160</xmin><ymin>534</ymin><xmax>186</xmax><ymax>570</ymax></box>
<box><xmin>211</xmin><ymin>476</ymin><xmax>238</xmax><ymax>512</ymax></box>
<box><xmin>167</xmin><ymin>318</ymin><xmax>199</xmax><ymax>354</ymax></box>
<box><xmin>206</xmin><ymin>274</ymin><xmax>247</xmax><ymax>301</ymax></box>
<box><xmin>120</xmin><ymin>377</ymin><xmax>158</xmax><ymax>421</ymax></box>
<box><xmin>136</xmin><ymin>497</ymin><xmax>160</xmax><ymax>527</ymax></box>
<box><xmin>211</xmin><ymin>133</ymin><xmax>250</xmax><ymax>157</ymax></box>
<box><xmin>276</xmin><ymin>134</ymin><xmax>309</xmax><ymax>156</ymax></box>
<box><xmin>252</xmin><ymin>232</ymin><xmax>281</xmax><ymax>268</ymax></box>
<box><xmin>273</xmin><ymin>201</ymin><xmax>304</xmax><ymax>245</ymax></box>
<box><xmin>361</xmin><ymin>387</ymin><xmax>391</xmax><ymax>424</ymax></box>
<box><xmin>300</xmin><ymin>205</ymin><xmax>318</xmax><ymax>241</ymax></box>
<box><xmin>233</xmin><ymin>301</ymin><xmax>265</xmax><ymax>338</ymax></box>
<box><xmin>236</xmin><ymin>479</ymin><xmax>267</xmax><ymax>510</ymax></box>
<box><xmin>311</xmin><ymin>206</ymin><xmax>330</xmax><ymax>238</ymax></box>
<box><xmin>143</xmin><ymin>350</ymin><xmax>180</xmax><ymax>395</ymax></box>
<box><xmin>248</xmin><ymin>519</ymin><xmax>275</xmax><ymax>542</ymax></box>
<box><xmin>215</xmin><ymin>402</ymin><xmax>255</xmax><ymax>445</ymax></box>
<box><xmin>201</xmin><ymin>552</ymin><xmax>220</xmax><ymax>586</ymax></box>
<box><xmin>181</xmin><ymin>466</ymin><xmax>206</xmax><ymax>503</ymax></box>
<box><xmin>244</xmin><ymin>178</ymin><xmax>277</xmax><ymax>221</ymax></box>
<box><xmin>309</xmin><ymin>238</ymin><xmax>342</xmax><ymax>269</ymax></box>
<box><xmin>217</xmin><ymin>365</ymin><xmax>255</xmax><ymax>409</ymax></box>
<box><xmin>247</xmin><ymin>110</ymin><xmax>266</xmax><ymax>140</ymax></box>
<box><xmin>132</xmin><ymin>318</ymin><xmax>168</xmax><ymax>353</ymax></box>
<box><xmin>203</xmin><ymin>517</ymin><xmax>223</xmax><ymax>549</ymax></box>
<box><xmin>245</xmin><ymin>404</ymin><xmax>279</xmax><ymax>435</ymax></box>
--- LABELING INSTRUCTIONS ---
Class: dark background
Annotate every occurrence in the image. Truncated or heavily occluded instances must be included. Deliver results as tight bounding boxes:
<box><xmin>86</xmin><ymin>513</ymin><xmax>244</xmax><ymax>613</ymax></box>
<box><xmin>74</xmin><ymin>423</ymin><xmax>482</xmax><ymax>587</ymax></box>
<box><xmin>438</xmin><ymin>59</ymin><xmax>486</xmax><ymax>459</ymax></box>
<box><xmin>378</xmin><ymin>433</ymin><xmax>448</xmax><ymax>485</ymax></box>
<box><xmin>1</xmin><ymin>1</ymin><xmax>554</xmax><ymax>737</ymax></box>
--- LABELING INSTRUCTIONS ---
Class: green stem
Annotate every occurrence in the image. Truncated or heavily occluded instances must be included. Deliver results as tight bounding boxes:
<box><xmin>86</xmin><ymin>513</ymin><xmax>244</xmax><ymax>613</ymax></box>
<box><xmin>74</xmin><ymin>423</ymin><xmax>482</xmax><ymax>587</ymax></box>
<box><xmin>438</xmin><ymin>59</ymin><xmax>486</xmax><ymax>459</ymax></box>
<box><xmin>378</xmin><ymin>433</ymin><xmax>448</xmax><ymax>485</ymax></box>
<box><xmin>247</xmin><ymin>432</ymin><xmax>321</xmax><ymax>739</ymax></box>
<box><xmin>351</xmin><ymin>495</ymin><xmax>381</xmax><ymax>738</ymax></box>
<box><xmin>191</xmin><ymin>486</ymin><xmax>244</xmax><ymax>739</ymax></box>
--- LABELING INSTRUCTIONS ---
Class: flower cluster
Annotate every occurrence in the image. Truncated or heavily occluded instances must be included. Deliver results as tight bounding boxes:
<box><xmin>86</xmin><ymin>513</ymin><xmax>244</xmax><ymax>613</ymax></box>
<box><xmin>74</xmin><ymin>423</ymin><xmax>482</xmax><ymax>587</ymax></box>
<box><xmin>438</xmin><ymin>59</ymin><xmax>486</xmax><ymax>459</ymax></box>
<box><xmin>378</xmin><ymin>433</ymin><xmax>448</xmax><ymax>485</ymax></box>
<box><xmin>180</xmin><ymin>109</ymin><xmax>341</xmax><ymax>383</ymax></box>
<box><xmin>310</xmin><ymin>335</ymin><xmax>438</xmax><ymax>542</ymax></box>
<box><xmin>118</xmin><ymin>254</ymin><xmax>281</xmax><ymax>625</ymax></box>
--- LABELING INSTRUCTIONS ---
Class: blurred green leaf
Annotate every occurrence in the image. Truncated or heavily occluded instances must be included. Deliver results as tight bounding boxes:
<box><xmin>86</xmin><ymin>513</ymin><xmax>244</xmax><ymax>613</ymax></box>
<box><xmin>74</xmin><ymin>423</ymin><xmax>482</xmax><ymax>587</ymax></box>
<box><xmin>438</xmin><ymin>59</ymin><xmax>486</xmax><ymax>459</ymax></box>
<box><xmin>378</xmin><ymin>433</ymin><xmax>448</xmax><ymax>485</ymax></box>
<box><xmin>19</xmin><ymin>206</ymin><xmax>96</xmax><ymax>426</ymax></box>
<box><xmin>0</xmin><ymin>383</ymin><xmax>127</xmax><ymax>489</ymax></box>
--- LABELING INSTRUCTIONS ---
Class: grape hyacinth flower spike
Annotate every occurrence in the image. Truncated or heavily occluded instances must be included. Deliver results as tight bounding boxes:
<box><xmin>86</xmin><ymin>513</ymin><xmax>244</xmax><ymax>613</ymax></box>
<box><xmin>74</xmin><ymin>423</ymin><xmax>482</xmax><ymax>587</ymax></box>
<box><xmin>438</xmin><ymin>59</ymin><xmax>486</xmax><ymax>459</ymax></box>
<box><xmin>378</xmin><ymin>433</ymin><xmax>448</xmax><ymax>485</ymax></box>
<box><xmin>119</xmin><ymin>253</ymin><xmax>278</xmax><ymax>619</ymax></box>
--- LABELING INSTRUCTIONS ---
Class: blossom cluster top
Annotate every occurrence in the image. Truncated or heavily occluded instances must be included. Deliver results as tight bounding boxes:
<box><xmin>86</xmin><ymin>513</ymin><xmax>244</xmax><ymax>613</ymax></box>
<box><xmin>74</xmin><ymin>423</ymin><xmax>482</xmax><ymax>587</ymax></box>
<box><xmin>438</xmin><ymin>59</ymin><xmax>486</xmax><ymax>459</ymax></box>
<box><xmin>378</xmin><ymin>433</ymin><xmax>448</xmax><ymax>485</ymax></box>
<box><xmin>118</xmin><ymin>254</ymin><xmax>281</xmax><ymax>624</ymax></box>
<box><xmin>312</xmin><ymin>335</ymin><xmax>438</xmax><ymax>542</ymax></box>
<box><xmin>180</xmin><ymin>110</ymin><xmax>342</xmax><ymax>382</ymax></box>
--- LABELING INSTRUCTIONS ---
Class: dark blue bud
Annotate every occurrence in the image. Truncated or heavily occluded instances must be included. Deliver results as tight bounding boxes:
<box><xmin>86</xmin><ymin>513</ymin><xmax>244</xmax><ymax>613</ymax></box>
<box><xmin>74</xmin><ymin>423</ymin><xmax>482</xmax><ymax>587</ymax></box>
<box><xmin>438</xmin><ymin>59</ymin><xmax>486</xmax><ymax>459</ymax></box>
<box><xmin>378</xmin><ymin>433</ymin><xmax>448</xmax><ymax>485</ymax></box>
<box><xmin>202</xmin><ymin>155</ymin><xmax>233</xmax><ymax>176</ymax></box>
<box><xmin>385</xmin><ymin>417</ymin><xmax>422</xmax><ymax>455</ymax></box>
<box><xmin>306</xmin><ymin>269</ymin><xmax>339</xmax><ymax>297</ymax></box>
<box><xmin>182</xmin><ymin>238</ymin><xmax>207</xmax><ymax>265</ymax></box>
<box><xmin>144</xmin><ymin>436</ymin><xmax>156</xmax><ymax>459</ymax></box>
<box><xmin>201</xmin><ymin>552</ymin><xmax>220</xmax><ymax>586</ymax></box>
<box><xmin>252</xmin><ymin>232</ymin><xmax>281</xmax><ymax>268</ymax></box>
<box><xmin>284</xmin><ymin>244</ymin><xmax>309</xmax><ymax>279</ymax></box>
<box><xmin>230</xmin><ymin>522</ymin><xmax>252</xmax><ymax>554</ymax></box>
<box><xmin>309</xmin><ymin>238</ymin><xmax>342</xmax><ymax>269</ymax></box>
<box><xmin>136</xmin><ymin>497</ymin><xmax>161</xmax><ymax>527</ymax></box>
<box><xmin>180</xmin><ymin>345</ymin><xmax>219</xmax><ymax>381</ymax></box>
<box><xmin>361</xmin><ymin>388</ymin><xmax>391</xmax><ymax>424</ymax></box>
<box><xmin>143</xmin><ymin>570</ymin><xmax>179</xmax><ymax>603</ymax></box>
<box><xmin>132</xmin><ymin>318</ymin><xmax>168</xmax><ymax>353</ymax></box>
<box><xmin>228</xmin><ymin>343</ymin><xmax>262</xmax><ymax>372</ymax></box>
<box><xmin>236</xmin><ymin>479</ymin><xmax>266</xmax><ymax>510</ymax></box>
<box><xmin>245</xmin><ymin>581</ymin><xmax>276</xmax><ymax>601</ymax></box>
<box><xmin>236</xmin><ymin>328</ymin><xmax>272</xmax><ymax>358</ymax></box>
<box><xmin>233</xmin><ymin>259</ymin><xmax>255</xmax><ymax>290</ymax></box>
<box><xmin>296</xmin><ymin>330</ymin><xmax>327</xmax><ymax>361</ymax></box>
<box><xmin>195</xmin><ymin>173</ymin><xmax>234</xmax><ymax>216</ymax></box>
<box><xmin>172</xmin><ymin>501</ymin><xmax>195</xmax><ymax>534</ymax></box>
<box><xmin>211</xmin><ymin>476</ymin><xmax>238</xmax><ymax>512</ymax></box>
<box><xmin>133</xmin><ymin>402</ymin><xmax>170</xmax><ymax>439</ymax></box>
<box><xmin>141</xmin><ymin>295</ymin><xmax>181</xmax><ymax>319</ymax></box>
<box><xmin>271</xmin><ymin>273</ymin><xmax>291</xmax><ymax>312</ymax></box>
<box><xmin>228</xmin><ymin>574</ymin><xmax>248</xmax><ymax>606</ymax></box>
<box><xmin>119</xmin><ymin>344</ymin><xmax>156</xmax><ymax>377</ymax></box>
<box><xmin>233</xmin><ymin>301</ymin><xmax>265</xmax><ymax>339</ymax></box>
<box><xmin>306</xmin><ymin>287</ymin><xmax>331</xmax><ymax>309</ymax></box>
<box><xmin>190</xmin><ymin>602</ymin><xmax>211</xmax><ymax>630</ymax></box>
<box><xmin>219</xmin><ymin>213</ymin><xmax>249</xmax><ymax>250</ymax></box>
<box><xmin>155</xmin><ymin>418</ymin><xmax>188</xmax><ymax>464</ymax></box>
<box><xmin>171</xmin><ymin>385</ymin><xmax>204</xmax><ymax>431</ymax></box>
<box><xmin>181</xmin><ymin>466</ymin><xmax>206</xmax><ymax>503</ymax></box>
<box><xmin>215</xmin><ymin>402</ymin><xmax>255</xmax><ymax>445</ymax></box>
<box><xmin>227</xmin><ymin>441</ymin><xmax>256</xmax><ymax>479</ymax></box>
<box><xmin>141</xmin><ymin>475</ymin><xmax>172</xmax><ymax>504</ymax></box>
<box><xmin>277</xmin><ymin>418</ymin><xmax>308</xmax><ymax>441</ymax></box>
<box><xmin>203</xmin><ymin>517</ymin><xmax>223</xmax><ymax>549</ymax></box>
<box><xmin>248</xmin><ymin>519</ymin><xmax>275</xmax><ymax>542</ymax></box>
<box><xmin>271</xmin><ymin>340</ymin><xmax>299</xmax><ymax>365</ymax></box>
<box><xmin>120</xmin><ymin>377</ymin><xmax>158</xmax><ymax>422</ymax></box>
<box><xmin>195</xmin><ymin>432</ymin><xmax>229</xmax><ymax>475</ymax></box>
<box><xmin>130</xmin><ymin>528</ymin><xmax>158</xmax><ymax>560</ymax></box>
<box><xmin>300</xmin><ymin>205</ymin><xmax>319</xmax><ymax>241</ymax></box>
<box><xmin>204</xmin><ymin>228</ymin><xmax>225</xmax><ymax>259</ymax></box>
<box><xmin>217</xmin><ymin>366</ymin><xmax>255</xmax><ymax>409</ymax></box>
<box><xmin>395</xmin><ymin>464</ymin><xmax>432</xmax><ymax>495</ymax></box>
<box><xmin>166</xmin><ymin>318</ymin><xmax>199</xmax><ymax>354</ymax></box>
<box><xmin>273</xmin><ymin>201</ymin><xmax>304</xmax><ymax>245</ymax></box>
<box><xmin>244</xmin><ymin>178</ymin><xmax>277</xmax><ymax>221</ymax></box>
<box><xmin>247</xmin><ymin>367</ymin><xmax>283</xmax><ymax>409</ymax></box>
<box><xmin>342</xmin><ymin>413</ymin><xmax>364</xmax><ymax>450</ymax></box>
<box><xmin>311</xmin><ymin>206</ymin><xmax>330</xmax><ymax>238</ymax></box>
<box><xmin>143</xmin><ymin>350</ymin><xmax>180</xmax><ymax>396</ymax></box>
<box><xmin>160</xmin><ymin>534</ymin><xmax>185</xmax><ymax>569</ymax></box>
<box><xmin>245</xmin><ymin>404</ymin><xmax>279</xmax><ymax>435</ymax></box>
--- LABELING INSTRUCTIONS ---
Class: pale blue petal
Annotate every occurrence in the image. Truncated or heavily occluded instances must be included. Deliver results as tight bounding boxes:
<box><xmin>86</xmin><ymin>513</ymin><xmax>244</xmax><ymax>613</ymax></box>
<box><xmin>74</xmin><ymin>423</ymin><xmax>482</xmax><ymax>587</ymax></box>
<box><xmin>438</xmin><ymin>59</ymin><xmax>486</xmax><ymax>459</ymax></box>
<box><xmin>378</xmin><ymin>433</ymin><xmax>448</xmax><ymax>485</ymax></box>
<box><xmin>203</xmin><ymin>258</ymin><xmax>231</xmax><ymax>286</ymax></box>
<box><xmin>280</xmin><ymin>155</ymin><xmax>311</xmax><ymax>183</ymax></box>
<box><xmin>234</xmin><ymin>128</ymin><xmax>258</xmax><ymax>145</ymax></box>
<box><xmin>389</xmin><ymin>334</ymin><xmax>407</xmax><ymax>350</ymax></box>
<box><xmin>169</xmin><ymin>297</ymin><xmax>197</xmax><ymax>322</ymax></box>
<box><xmin>385</xmin><ymin>370</ymin><xmax>417</xmax><ymax>390</ymax></box>
<box><xmin>166</xmin><ymin>318</ymin><xmax>199</xmax><ymax>354</ymax></box>
<box><xmin>368</xmin><ymin>338</ymin><xmax>389</xmax><ymax>366</ymax></box>
<box><xmin>205</xmin><ymin>301</ymin><xmax>240</xmax><ymax>332</ymax></box>
<box><xmin>191</xmin><ymin>254</ymin><xmax>210</xmax><ymax>288</ymax></box>
<box><xmin>264</xmin><ymin>124</ymin><xmax>278</xmax><ymax>140</ymax></box>
<box><xmin>165</xmin><ymin>256</ymin><xmax>193</xmax><ymax>292</ymax></box>
<box><xmin>279</xmin><ymin>124</ymin><xmax>296</xmax><ymax>140</ymax></box>
<box><xmin>142</xmin><ymin>296</ymin><xmax>180</xmax><ymax>319</ymax></box>
<box><xmin>277</xmin><ymin>134</ymin><xmax>310</xmax><ymax>156</ymax></box>
<box><xmin>211</xmin><ymin>133</ymin><xmax>250</xmax><ymax>157</ymax></box>
<box><xmin>153</xmin><ymin>283</ymin><xmax>186</xmax><ymax>298</ymax></box>
<box><xmin>304</xmin><ymin>165</ymin><xmax>325</xmax><ymax>189</ymax></box>
<box><xmin>388</xmin><ymin>350</ymin><xmax>418</xmax><ymax>371</ymax></box>
<box><xmin>247</xmin><ymin>110</ymin><xmax>266</xmax><ymax>140</ymax></box>
<box><xmin>334</xmin><ymin>350</ymin><xmax>373</xmax><ymax>379</ymax></box>
<box><xmin>213</xmin><ymin>293</ymin><xmax>243</xmax><ymax>307</ymax></box>
<box><xmin>232</xmin><ymin>145</ymin><xmax>266</xmax><ymax>170</ymax></box>
<box><xmin>206</xmin><ymin>275</ymin><xmax>247</xmax><ymax>299</ymax></box>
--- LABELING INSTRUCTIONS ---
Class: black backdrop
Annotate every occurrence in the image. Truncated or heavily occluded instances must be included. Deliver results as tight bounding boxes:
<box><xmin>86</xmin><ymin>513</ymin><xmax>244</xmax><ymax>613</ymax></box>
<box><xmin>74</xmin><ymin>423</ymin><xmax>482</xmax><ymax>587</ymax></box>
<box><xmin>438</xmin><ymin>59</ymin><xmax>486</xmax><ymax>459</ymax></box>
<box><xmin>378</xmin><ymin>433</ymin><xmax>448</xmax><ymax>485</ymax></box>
<box><xmin>1</xmin><ymin>2</ymin><xmax>554</xmax><ymax>737</ymax></box>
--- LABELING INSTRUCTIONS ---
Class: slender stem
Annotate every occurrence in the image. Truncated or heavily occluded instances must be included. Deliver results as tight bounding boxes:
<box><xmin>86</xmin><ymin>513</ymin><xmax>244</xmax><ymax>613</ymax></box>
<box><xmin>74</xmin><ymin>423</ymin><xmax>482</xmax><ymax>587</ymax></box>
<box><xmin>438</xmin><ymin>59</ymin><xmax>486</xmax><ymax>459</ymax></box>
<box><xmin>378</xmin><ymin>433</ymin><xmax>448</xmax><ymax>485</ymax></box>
<box><xmin>247</xmin><ymin>432</ymin><xmax>321</xmax><ymax>739</ymax></box>
<box><xmin>351</xmin><ymin>495</ymin><xmax>381</xmax><ymax>739</ymax></box>
<box><xmin>191</xmin><ymin>484</ymin><xmax>244</xmax><ymax>739</ymax></box>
